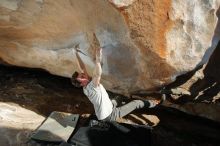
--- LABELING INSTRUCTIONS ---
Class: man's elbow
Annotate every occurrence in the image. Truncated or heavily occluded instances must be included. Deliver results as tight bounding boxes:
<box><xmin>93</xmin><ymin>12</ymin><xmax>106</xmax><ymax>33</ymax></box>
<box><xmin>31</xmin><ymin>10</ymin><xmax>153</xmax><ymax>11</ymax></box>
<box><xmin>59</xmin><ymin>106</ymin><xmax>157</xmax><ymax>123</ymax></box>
<box><xmin>94</xmin><ymin>72</ymin><xmax>102</xmax><ymax>78</ymax></box>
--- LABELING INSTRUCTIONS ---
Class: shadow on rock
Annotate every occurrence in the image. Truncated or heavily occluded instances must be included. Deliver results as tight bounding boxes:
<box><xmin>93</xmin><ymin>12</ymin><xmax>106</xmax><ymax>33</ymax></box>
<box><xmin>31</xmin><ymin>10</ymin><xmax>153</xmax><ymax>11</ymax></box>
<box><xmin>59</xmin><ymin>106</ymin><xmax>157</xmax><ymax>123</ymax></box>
<box><xmin>166</xmin><ymin>40</ymin><xmax>220</xmax><ymax>104</ymax></box>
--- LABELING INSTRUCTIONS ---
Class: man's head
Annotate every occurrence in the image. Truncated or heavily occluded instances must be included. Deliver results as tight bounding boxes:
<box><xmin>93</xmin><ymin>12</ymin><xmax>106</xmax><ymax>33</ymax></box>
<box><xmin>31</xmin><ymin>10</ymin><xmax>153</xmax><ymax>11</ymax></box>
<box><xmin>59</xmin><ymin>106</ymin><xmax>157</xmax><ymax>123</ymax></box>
<box><xmin>71</xmin><ymin>72</ymin><xmax>90</xmax><ymax>87</ymax></box>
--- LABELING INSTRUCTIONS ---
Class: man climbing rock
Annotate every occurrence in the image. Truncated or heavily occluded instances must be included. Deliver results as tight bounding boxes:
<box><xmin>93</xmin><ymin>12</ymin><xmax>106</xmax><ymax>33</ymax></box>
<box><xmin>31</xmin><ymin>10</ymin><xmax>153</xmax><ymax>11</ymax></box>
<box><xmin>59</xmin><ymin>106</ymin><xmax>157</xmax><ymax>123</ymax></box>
<box><xmin>71</xmin><ymin>46</ymin><xmax>160</xmax><ymax>122</ymax></box>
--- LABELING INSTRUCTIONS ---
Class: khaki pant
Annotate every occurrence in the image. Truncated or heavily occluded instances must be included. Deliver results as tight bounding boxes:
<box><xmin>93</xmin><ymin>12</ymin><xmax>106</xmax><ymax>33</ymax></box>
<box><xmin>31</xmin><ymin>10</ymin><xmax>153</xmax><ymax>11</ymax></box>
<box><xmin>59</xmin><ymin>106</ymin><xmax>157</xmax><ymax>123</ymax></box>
<box><xmin>103</xmin><ymin>100</ymin><xmax>148</xmax><ymax>121</ymax></box>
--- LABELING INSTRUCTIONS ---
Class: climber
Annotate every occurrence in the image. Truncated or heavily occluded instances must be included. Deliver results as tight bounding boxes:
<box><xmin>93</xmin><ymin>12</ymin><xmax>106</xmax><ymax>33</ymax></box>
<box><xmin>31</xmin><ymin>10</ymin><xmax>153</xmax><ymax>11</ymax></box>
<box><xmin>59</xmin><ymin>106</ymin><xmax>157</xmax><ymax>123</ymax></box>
<box><xmin>71</xmin><ymin>46</ymin><xmax>161</xmax><ymax>122</ymax></box>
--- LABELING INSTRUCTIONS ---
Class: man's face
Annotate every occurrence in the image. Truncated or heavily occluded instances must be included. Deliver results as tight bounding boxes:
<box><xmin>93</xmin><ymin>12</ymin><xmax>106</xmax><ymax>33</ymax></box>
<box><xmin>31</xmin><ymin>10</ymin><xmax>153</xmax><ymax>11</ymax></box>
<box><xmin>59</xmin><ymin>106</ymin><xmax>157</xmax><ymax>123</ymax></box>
<box><xmin>76</xmin><ymin>73</ymin><xmax>89</xmax><ymax>86</ymax></box>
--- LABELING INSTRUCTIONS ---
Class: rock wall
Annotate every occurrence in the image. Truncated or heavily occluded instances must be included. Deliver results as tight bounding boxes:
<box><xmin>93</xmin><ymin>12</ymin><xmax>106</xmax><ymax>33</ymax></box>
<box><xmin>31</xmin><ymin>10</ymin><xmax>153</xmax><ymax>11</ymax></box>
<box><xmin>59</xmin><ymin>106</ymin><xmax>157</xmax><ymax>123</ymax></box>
<box><xmin>0</xmin><ymin>0</ymin><xmax>219</xmax><ymax>95</ymax></box>
<box><xmin>0</xmin><ymin>102</ymin><xmax>44</xmax><ymax>145</ymax></box>
<box><xmin>162</xmin><ymin>41</ymin><xmax>220</xmax><ymax>122</ymax></box>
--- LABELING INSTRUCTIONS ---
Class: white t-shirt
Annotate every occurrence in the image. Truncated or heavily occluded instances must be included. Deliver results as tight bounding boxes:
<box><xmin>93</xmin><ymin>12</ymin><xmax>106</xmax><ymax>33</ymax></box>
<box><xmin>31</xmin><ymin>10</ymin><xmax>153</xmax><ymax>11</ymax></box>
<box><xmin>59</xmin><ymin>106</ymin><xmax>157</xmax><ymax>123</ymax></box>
<box><xmin>83</xmin><ymin>81</ymin><xmax>113</xmax><ymax>120</ymax></box>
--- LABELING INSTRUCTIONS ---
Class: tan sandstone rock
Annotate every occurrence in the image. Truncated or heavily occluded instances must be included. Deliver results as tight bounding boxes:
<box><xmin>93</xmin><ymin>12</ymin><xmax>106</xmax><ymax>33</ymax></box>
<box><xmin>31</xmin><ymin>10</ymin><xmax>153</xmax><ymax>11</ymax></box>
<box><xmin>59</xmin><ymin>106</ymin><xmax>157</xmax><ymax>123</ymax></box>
<box><xmin>0</xmin><ymin>0</ymin><xmax>219</xmax><ymax>95</ymax></box>
<box><xmin>0</xmin><ymin>102</ymin><xmax>45</xmax><ymax>146</ymax></box>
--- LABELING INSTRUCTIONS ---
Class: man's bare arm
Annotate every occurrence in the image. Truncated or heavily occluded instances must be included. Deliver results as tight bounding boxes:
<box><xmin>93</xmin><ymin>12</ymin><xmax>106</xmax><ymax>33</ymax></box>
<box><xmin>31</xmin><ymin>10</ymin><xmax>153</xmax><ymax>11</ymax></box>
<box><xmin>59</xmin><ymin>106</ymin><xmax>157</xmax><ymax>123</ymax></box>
<box><xmin>92</xmin><ymin>48</ymin><xmax>102</xmax><ymax>87</ymax></box>
<box><xmin>72</xmin><ymin>48</ymin><xmax>88</xmax><ymax>76</ymax></box>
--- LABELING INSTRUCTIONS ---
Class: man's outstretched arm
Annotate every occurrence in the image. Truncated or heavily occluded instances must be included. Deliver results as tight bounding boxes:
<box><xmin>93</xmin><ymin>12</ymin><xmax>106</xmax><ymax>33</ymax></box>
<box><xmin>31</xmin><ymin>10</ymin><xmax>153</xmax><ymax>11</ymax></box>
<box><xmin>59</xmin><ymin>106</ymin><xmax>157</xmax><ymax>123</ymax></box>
<box><xmin>92</xmin><ymin>47</ymin><xmax>102</xmax><ymax>87</ymax></box>
<box><xmin>73</xmin><ymin>48</ymin><xmax>89</xmax><ymax>76</ymax></box>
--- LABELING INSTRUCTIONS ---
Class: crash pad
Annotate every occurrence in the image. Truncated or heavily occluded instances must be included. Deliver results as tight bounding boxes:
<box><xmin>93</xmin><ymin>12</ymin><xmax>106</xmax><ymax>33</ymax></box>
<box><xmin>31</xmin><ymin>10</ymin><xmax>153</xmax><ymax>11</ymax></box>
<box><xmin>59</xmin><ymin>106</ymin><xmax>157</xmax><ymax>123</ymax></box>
<box><xmin>70</xmin><ymin>121</ymin><xmax>152</xmax><ymax>146</ymax></box>
<box><xmin>31</xmin><ymin>111</ymin><xmax>79</xmax><ymax>143</ymax></box>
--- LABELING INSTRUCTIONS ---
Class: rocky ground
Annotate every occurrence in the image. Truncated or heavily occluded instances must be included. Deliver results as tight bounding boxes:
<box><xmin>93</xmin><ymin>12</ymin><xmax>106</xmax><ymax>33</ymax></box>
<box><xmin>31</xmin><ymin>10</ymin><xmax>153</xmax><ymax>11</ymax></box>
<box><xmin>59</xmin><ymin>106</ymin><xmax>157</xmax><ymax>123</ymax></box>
<box><xmin>0</xmin><ymin>65</ymin><xmax>220</xmax><ymax>146</ymax></box>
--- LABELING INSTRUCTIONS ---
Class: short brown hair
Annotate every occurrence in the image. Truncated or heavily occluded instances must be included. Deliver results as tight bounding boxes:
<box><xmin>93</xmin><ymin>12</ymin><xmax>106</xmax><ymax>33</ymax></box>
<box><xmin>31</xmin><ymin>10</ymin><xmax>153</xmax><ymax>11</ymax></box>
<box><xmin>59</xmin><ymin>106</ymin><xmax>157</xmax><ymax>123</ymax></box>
<box><xmin>71</xmin><ymin>72</ymin><xmax>81</xmax><ymax>87</ymax></box>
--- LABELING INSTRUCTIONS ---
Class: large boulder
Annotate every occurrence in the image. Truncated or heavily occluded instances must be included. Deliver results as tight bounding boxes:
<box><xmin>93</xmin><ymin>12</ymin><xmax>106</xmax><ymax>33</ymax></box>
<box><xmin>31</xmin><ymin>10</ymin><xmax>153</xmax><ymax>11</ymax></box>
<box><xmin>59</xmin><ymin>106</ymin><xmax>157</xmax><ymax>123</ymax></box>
<box><xmin>0</xmin><ymin>0</ymin><xmax>219</xmax><ymax>95</ymax></box>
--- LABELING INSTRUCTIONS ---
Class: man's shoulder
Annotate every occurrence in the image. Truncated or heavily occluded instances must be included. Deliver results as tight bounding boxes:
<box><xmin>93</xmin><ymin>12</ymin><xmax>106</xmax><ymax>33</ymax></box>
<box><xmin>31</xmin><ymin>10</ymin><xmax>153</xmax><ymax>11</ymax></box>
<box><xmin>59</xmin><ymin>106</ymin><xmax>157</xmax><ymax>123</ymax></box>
<box><xmin>84</xmin><ymin>80</ymin><xmax>96</xmax><ymax>90</ymax></box>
